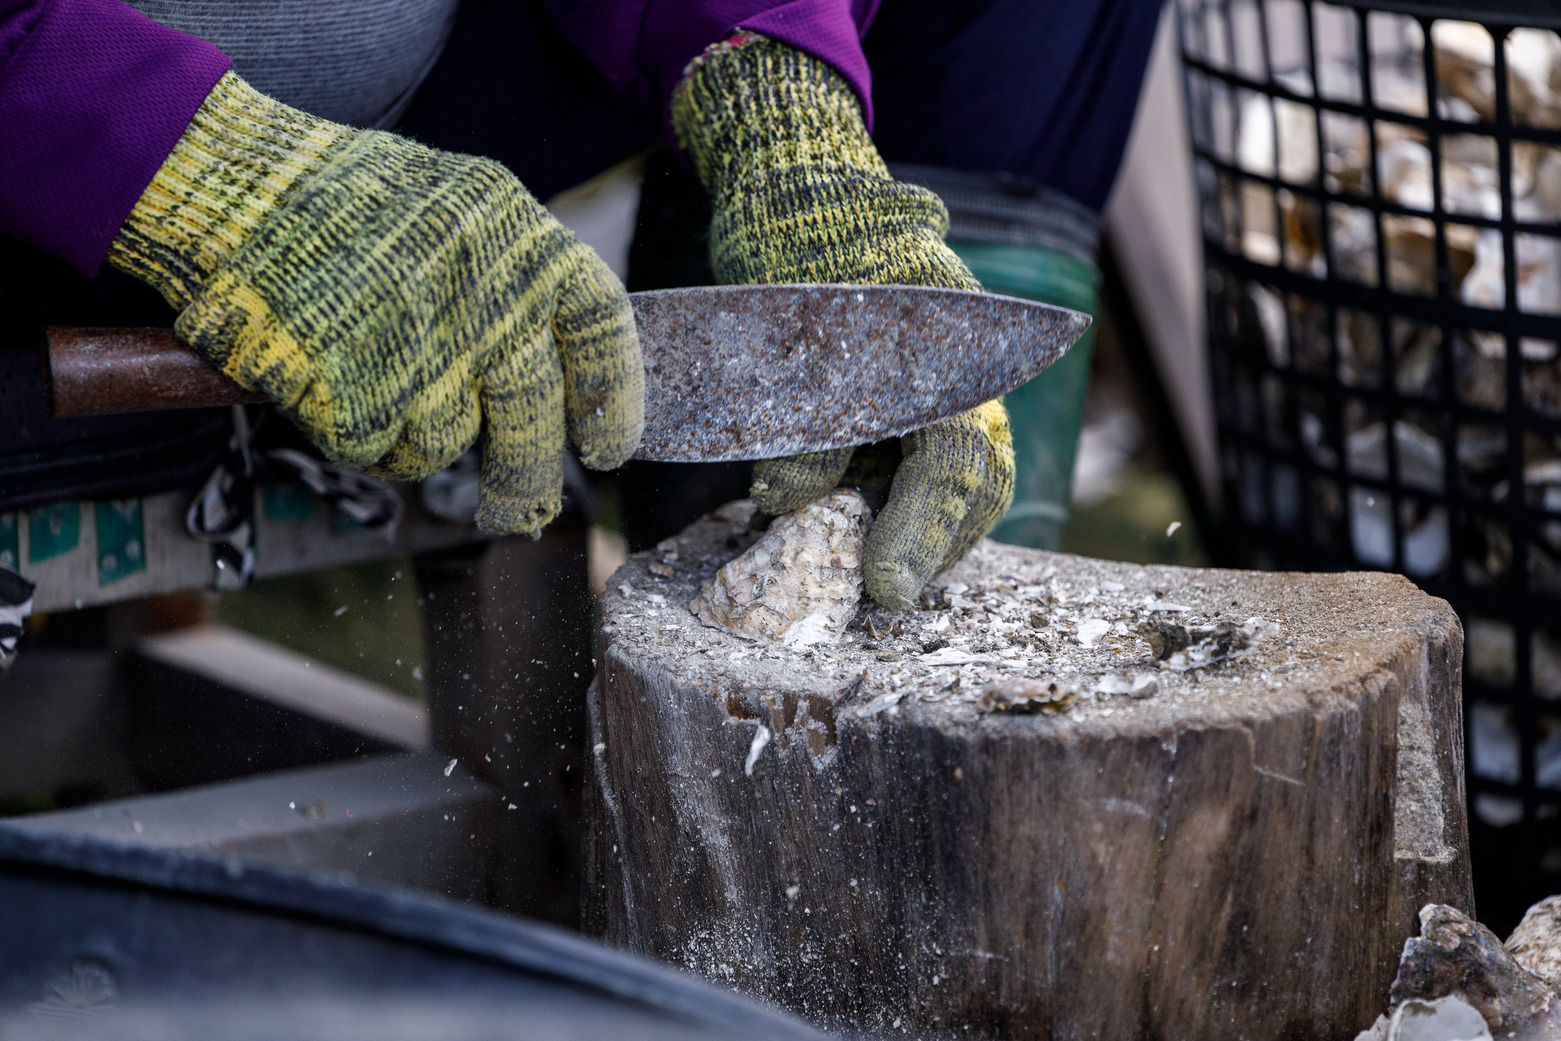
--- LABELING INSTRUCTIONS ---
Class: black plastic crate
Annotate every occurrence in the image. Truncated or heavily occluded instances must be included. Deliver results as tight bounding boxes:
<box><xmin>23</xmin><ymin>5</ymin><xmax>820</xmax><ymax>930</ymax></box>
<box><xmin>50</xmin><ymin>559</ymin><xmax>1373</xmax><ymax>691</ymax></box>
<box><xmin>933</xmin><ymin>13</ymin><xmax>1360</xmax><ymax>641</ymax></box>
<box><xmin>1177</xmin><ymin>0</ymin><xmax>1561</xmax><ymax>931</ymax></box>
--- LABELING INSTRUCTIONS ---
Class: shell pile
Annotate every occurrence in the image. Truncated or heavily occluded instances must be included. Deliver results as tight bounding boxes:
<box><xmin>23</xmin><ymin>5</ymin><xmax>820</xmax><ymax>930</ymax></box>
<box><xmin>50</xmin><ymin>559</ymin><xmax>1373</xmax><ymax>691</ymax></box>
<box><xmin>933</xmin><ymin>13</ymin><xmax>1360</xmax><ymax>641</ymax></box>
<box><xmin>1220</xmin><ymin>20</ymin><xmax>1561</xmax><ymax>816</ymax></box>
<box><xmin>1233</xmin><ymin>18</ymin><xmax>1561</xmax><ymax>428</ymax></box>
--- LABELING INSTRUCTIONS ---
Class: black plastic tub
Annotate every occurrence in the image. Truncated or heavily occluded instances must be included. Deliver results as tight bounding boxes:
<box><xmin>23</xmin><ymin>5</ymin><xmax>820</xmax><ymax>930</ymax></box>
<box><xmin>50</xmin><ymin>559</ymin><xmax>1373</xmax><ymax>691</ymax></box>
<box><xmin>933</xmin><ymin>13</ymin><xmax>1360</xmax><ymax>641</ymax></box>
<box><xmin>0</xmin><ymin>827</ymin><xmax>828</xmax><ymax>1041</ymax></box>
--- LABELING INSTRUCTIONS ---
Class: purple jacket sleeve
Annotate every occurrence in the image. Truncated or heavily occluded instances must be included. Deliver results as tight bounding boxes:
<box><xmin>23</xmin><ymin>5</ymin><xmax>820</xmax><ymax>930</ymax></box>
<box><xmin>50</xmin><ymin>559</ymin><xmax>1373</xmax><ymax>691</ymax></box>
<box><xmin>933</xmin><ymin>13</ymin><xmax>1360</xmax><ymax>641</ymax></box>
<box><xmin>543</xmin><ymin>0</ymin><xmax>881</xmax><ymax>131</ymax></box>
<box><xmin>0</xmin><ymin>0</ymin><xmax>230</xmax><ymax>275</ymax></box>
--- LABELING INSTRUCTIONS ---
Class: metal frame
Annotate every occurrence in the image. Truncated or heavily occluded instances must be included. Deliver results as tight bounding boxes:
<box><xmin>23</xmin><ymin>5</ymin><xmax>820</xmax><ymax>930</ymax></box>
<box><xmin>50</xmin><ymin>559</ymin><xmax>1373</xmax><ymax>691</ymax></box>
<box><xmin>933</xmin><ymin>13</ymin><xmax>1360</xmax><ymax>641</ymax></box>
<box><xmin>0</xmin><ymin>481</ymin><xmax>597</xmax><ymax>925</ymax></box>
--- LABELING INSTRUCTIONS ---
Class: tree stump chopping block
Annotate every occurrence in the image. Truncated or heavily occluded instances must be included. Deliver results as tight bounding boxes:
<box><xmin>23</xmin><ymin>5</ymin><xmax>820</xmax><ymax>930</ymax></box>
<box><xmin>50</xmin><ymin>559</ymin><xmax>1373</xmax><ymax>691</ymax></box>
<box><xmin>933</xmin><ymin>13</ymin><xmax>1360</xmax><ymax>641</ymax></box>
<box><xmin>584</xmin><ymin>503</ymin><xmax>1472</xmax><ymax>1040</ymax></box>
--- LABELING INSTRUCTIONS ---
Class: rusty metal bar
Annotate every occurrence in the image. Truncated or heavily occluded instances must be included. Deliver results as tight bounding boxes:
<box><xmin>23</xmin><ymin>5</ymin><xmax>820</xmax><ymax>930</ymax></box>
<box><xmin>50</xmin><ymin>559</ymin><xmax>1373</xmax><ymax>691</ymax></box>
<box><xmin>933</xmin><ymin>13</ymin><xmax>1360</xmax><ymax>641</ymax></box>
<box><xmin>46</xmin><ymin>326</ymin><xmax>264</xmax><ymax>418</ymax></box>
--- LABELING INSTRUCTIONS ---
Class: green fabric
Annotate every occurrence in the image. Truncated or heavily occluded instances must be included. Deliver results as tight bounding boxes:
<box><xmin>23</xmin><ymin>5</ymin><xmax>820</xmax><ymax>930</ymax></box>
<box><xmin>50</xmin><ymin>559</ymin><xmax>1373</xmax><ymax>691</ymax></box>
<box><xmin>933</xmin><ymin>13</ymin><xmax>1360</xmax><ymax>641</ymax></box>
<box><xmin>672</xmin><ymin>34</ymin><xmax>1015</xmax><ymax>611</ymax></box>
<box><xmin>95</xmin><ymin>500</ymin><xmax>147</xmax><ymax>585</ymax></box>
<box><xmin>108</xmin><ymin>72</ymin><xmax>644</xmax><ymax>536</ymax></box>
<box><xmin>952</xmin><ymin>241</ymin><xmax>1099</xmax><ymax>550</ymax></box>
<box><xmin>28</xmin><ymin>503</ymin><xmax>80</xmax><ymax>564</ymax></box>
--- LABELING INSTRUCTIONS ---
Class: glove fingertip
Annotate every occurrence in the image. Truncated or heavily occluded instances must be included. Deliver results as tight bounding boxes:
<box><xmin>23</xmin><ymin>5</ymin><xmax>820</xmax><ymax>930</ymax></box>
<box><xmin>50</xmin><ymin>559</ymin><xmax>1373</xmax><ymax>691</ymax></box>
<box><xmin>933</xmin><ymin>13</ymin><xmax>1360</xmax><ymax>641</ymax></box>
<box><xmin>573</xmin><ymin>357</ymin><xmax>645</xmax><ymax>471</ymax></box>
<box><xmin>749</xmin><ymin>480</ymin><xmax>825</xmax><ymax>515</ymax></box>
<box><xmin>475</xmin><ymin>490</ymin><xmax>559</xmax><ymax>538</ymax></box>
<box><xmin>577</xmin><ymin>437</ymin><xmax>637</xmax><ymax>473</ymax></box>
<box><xmin>749</xmin><ymin>477</ymin><xmax>805</xmax><ymax>515</ymax></box>
<box><xmin>476</xmin><ymin>317</ymin><xmax>567</xmax><ymax>535</ymax></box>
<box><xmin>750</xmin><ymin>448</ymin><xmax>854</xmax><ymax>514</ymax></box>
<box><xmin>556</xmin><ymin>254</ymin><xmax>644</xmax><ymax>472</ymax></box>
<box><xmin>864</xmin><ymin>560</ymin><xmax>923</xmax><ymax>613</ymax></box>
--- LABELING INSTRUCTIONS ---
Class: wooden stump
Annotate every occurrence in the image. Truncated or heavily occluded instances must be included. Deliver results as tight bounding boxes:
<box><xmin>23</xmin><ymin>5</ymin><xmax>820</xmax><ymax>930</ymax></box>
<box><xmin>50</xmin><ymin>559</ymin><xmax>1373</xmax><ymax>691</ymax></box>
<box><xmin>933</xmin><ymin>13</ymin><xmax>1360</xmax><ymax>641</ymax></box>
<box><xmin>584</xmin><ymin>504</ymin><xmax>1472</xmax><ymax>1040</ymax></box>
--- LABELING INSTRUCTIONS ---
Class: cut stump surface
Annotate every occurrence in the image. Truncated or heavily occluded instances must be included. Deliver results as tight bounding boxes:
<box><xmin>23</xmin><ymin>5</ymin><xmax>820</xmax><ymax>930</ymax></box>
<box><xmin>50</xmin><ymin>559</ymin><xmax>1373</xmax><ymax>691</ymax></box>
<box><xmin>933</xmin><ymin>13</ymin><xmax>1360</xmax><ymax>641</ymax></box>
<box><xmin>585</xmin><ymin>503</ymin><xmax>1472</xmax><ymax>1040</ymax></box>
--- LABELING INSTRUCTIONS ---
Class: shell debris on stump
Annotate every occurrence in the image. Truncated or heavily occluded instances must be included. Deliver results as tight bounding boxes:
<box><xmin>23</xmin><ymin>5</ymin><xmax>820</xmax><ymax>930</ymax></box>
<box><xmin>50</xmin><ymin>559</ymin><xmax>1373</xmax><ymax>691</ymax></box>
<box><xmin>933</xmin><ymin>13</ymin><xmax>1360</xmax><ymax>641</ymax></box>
<box><xmin>587</xmin><ymin>500</ymin><xmax>1471</xmax><ymax>1041</ymax></box>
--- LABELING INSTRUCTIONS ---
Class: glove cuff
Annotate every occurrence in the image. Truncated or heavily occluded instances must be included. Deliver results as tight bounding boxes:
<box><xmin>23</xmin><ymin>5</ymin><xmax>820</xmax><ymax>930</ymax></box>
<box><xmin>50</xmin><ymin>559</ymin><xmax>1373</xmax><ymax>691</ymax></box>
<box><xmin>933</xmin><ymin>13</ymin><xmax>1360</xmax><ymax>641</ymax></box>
<box><xmin>671</xmin><ymin>33</ymin><xmax>890</xmax><ymax>199</ymax></box>
<box><xmin>107</xmin><ymin>71</ymin><xmax>353</xmax><ymax>311</ymax></box>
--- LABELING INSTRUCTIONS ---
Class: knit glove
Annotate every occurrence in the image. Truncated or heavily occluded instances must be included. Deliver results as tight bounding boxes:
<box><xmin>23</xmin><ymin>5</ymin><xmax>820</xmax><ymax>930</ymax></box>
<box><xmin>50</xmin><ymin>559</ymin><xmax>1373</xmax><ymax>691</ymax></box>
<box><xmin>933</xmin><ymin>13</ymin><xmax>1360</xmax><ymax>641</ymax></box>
<box><xmin>672</xmin><ymin>34</ymin><xmax>1015</xmax><ymax>611</ymax></box>
<box><xmin>108</xmin><ymin>72</ymin><xmax>643</xmax><ymax>535</ymax></box>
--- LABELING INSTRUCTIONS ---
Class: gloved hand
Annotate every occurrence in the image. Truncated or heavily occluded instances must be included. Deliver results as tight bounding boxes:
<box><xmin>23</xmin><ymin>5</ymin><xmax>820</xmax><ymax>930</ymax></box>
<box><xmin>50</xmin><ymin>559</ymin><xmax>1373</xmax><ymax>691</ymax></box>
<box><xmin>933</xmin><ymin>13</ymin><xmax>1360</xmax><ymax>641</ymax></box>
<box><xmin>108</xmin><ymin>72</ymin><xmax>643</xmax><ymax>535</ymax></box>
<box><xmin>672</xmin><ymin>34</ymin><xmax>1015</xmax><ymax>611</ymax></box>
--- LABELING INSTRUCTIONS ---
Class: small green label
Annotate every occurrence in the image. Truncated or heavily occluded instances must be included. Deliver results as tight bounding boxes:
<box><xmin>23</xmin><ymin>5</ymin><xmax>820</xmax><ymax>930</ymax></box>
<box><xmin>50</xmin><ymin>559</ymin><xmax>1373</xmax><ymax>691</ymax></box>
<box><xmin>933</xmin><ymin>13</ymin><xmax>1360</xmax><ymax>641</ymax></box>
<box><xmin>29</xmin><ymin>503</ymin><xmax>80</xmax><ymax>563</ymax></box>
<box><xmin>95</xmin><ymin>499</ymin><xmax>146</xmax><ymax>585</ymax></box>
<box><xmin>0</xmin><ymin>514</ymin><xmax>17</xmax><ymax>571</ymax></box>
<box><xmin>262</xmin><ymin>481</ymin><xmax>315</xmax><ymax>522</ymax></box>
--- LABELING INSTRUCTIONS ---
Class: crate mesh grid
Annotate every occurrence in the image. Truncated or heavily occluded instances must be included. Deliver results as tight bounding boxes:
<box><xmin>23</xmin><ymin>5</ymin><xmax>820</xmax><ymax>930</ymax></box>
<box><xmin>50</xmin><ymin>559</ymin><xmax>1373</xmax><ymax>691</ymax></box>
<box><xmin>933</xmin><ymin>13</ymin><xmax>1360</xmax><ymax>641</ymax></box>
<box><xmin>1177</xmin><ymin>0</ymin><xmax>1561</xmax><ymax>922</ymax></box>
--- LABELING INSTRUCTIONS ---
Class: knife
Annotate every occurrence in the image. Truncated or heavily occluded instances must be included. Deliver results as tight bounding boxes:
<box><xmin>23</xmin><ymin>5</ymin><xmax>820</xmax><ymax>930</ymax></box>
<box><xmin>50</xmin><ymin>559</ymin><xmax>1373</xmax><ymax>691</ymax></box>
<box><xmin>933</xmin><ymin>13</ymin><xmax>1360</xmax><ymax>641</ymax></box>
<box><xmin>46</xmin><ymin>283</ymin><xmax>1089</xmax><ymax>462</ymax></box>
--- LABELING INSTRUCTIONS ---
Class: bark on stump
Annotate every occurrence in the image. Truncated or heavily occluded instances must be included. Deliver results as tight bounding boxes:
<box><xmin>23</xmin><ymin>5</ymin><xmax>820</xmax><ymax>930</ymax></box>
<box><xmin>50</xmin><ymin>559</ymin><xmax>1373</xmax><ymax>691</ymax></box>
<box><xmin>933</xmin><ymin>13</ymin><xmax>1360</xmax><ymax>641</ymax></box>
<box><xmin>584</xmin><ymin>504</ymin><xmax>1472</xmax><ymax>1040</ymax></box>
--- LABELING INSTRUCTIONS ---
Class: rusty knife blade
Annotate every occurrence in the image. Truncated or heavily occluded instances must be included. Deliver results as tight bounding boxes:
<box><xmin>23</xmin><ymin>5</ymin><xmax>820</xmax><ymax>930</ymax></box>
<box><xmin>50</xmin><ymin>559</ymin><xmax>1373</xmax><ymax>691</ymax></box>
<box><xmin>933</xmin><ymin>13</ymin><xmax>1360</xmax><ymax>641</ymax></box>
<box><xmin>633</xmin><ymin>283</ymin><xmax>1088</xmax><ymax>461</ymax></box>
<box><xmin>46</xmin><ymin>284</ymin><xmax>1088</xmax><ymax>461</ymax></box>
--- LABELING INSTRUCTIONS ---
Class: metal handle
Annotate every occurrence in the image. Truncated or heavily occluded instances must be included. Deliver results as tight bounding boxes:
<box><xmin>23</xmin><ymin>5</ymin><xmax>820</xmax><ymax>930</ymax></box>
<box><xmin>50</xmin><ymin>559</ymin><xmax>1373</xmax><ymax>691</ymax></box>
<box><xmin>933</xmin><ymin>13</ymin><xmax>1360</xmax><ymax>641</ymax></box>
<box><xmin>46</xmin><ymin>326</ymin><xmax>264</xmax><ymax>418</ymax></box>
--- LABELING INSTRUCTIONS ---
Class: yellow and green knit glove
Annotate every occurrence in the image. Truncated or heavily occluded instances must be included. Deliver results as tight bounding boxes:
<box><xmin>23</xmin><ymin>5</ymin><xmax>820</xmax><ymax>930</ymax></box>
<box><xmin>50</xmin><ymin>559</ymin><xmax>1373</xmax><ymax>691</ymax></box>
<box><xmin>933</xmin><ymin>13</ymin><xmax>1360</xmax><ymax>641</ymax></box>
<box><xmin>672</xmin><ymin>34</ymin><xmax>1015</xmax><ymax>611</ymax></box>
<box><xmin>108</xmin><ymin>72</ymin><xmax>644</xmax><ymax>535</ymax></box>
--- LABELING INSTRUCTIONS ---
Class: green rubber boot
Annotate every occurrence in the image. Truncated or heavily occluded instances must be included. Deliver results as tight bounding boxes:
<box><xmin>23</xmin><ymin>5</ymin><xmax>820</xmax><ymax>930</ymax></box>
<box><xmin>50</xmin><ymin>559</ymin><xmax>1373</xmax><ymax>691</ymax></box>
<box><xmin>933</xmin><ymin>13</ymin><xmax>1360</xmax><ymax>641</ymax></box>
<box><xmin>952</xmin><ymin>240</ymin><xmax>1097</xmax><ymax>549</ymax></box>
<box><xmin>890</xmin><ymin>165</ymin><xmax>1100</xmax><ymax>550</ymax></box>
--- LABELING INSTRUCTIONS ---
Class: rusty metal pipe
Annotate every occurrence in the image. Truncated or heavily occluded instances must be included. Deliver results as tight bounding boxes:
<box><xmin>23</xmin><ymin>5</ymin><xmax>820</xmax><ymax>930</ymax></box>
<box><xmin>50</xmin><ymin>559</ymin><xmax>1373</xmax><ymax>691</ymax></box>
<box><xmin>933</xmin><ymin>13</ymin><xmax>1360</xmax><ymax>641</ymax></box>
<box><xmin>46</xmin><ymin>326</ymin><xmax>264</xmax><ymax>418</ymax></box>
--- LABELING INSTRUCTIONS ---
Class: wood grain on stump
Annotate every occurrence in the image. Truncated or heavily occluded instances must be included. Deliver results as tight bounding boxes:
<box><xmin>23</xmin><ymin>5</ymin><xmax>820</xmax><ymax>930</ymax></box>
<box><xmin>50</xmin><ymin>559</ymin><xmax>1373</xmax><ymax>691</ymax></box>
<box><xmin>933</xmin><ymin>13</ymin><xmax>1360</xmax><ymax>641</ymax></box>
<box><xmin>584</xmin><ymin>503</ymin><xmax>1472</xmax><ymax>1040</ymax></box>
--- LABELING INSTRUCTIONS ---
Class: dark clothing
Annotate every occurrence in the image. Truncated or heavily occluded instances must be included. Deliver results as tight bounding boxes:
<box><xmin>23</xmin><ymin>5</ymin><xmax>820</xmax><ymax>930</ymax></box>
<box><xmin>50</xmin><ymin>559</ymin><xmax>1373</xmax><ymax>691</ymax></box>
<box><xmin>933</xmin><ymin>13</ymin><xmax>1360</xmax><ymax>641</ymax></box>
<box><xmin>866</xmin><ymin>0</ymin><xmax>1163</xmax><ymax>211</ymax></box>
<box><xmin>0</xmin><ymin>0</ymin><xmax>878</xmax><ymax>276</ymax></box>
<box><xmin>396</xmin><ymin>0</ymin><xmax>1165</xmax><ymax>209</ymax></box>
<box><xmin>0</xmin><ymin>0</ymin><xmax>1161</xmax><ymax>276</ymax></box>
<box><xmin>395</xmin><ymin>0</ymin><xmax>662</xmax><ymax>203</ymax></box>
